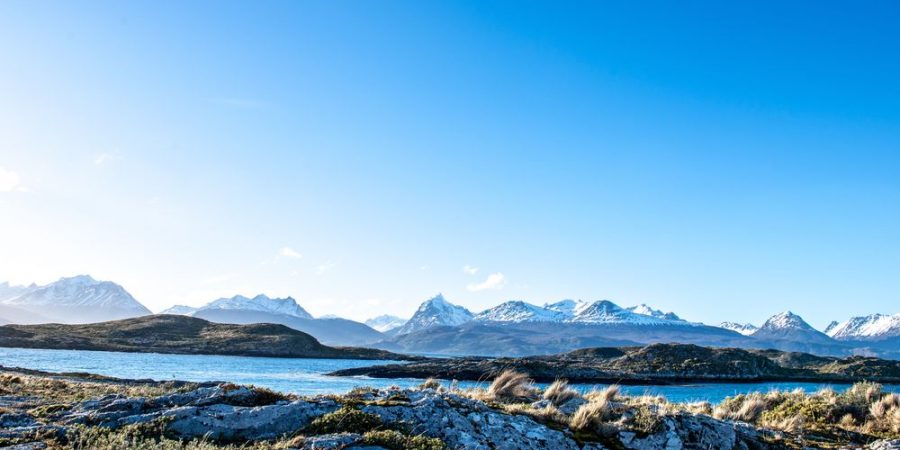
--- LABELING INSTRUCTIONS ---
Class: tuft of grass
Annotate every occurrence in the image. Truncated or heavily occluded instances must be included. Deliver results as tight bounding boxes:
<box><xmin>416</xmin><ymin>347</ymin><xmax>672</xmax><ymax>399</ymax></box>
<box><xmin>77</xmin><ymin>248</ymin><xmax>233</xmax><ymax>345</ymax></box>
<box><xmin>569</xmin><ymin>399</ymin><xmax>612</xmax><ymax>431</ymax></box>
<box><xmin>542</xmin><ymin>379</ymin><xmax>580</xmax><ymax>406</ymax></box>
<box><xmin>503</xmin><ymin>403</ymin><xmax>567</xmax><ymax>426</ymax></box>
<box><xmin>419</xmin><ymin>378</ymin><xmax>442</xmax><ymax>390</ymax></box>
<box><xmin>585</xmin><ymin>384</ymin><xmax>619</xmax><ymax>404</ymax></box>
<box><xmin>486</xmin><ymin>370</ymin><xmax>538</xmax><ymax>402</ymax></box>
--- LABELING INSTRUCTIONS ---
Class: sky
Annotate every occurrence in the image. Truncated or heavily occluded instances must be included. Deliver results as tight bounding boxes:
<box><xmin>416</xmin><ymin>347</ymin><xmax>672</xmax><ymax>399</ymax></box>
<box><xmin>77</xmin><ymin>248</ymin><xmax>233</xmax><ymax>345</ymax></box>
<box><xmin>1</xmin><ymin>1</ymin><xmax>899</xmax><ymax>327</ymax></box>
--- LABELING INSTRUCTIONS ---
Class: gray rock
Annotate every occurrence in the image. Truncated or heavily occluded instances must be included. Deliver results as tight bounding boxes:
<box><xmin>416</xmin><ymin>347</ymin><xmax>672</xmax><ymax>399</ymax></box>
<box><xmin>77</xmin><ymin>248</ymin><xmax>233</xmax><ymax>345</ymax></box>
<box><xmin>868</xmin><ymin>440</ymin><xmax>900</xmax><ymax>450</ymax></box>
<box><xmin>296</xmin><ymin>432</ymin><xmax>362</xmax><ymax>449</ymax></box>
<box><xmin>165</xmin><ymin>399</ymin><xmax>339</xmax><ymax>441</ymax></box>
<box><xmin>1</xmin><ymin>443</ymin><xmax>47</xmax><ymax>450</ymax></box>
<box><xmin>362</xmin><ymin>391</ymin><xmax>583</xmax><ymax>450</ymax></box>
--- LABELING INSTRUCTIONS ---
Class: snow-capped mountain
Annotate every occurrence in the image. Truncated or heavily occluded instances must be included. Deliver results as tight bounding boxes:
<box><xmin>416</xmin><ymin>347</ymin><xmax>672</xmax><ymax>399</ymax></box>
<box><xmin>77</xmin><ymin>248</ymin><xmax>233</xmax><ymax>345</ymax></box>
<box><xmin>826</xmin><ymin>314</ymin><xmax>900</xmax><ymax>341</ymax></box>
<box><xmin>364</xmin><ymin>315</ymin><xmax>407</xmax><ymax>332</ymax></box>
<box><xmin>720</xmin><ymin>322</ymin><xmax>759</xmax><ymax>336</ymax></box>
<box><xmin>824</xmin><ymin>321</ymin><xmax>839</xmax><ymax>335</ymax></box>
<box><xmin>568</xmin><ymin>300</ymin><xmax>691</xmax><ymax>325</ymax></box>
<box><xmin>393</xmin><ymin>294</ymin><xmax>473</xmax><ymax>335</ymax></box>
<box><xmin>198</xmin><ymin>294</ymin><xmax>312</xmax><ymax>318</ymax></box>
<box><xmin>544</xmin><ymin>299</ymin><xmax>590</xmax><ymax>317</ymax></box>
<box><xmin>751</xmin><ymin>311</ymin><xmax>831</xmax><ymax>342</ymax></box>
<box><xmin>475</xmin><ymin>300</ymin><xmax>566</xmax><ymax>323</ymax></box>
<box><xmin>159</xmin><ymin>305</ymin><xmax>199</xmax><ymax>315</ymax></box>
<box><xmin>0</xmin><ymin>282</ymin><xmax>36</xmax><ymax>302</ymax></box>
<box><xmin>626</xmin><ymin>304</ymin><xmax>682</xmax><ymax>321</ymax></box>
<box><xmin>1</xmin><ymin>275</ymin><xmax>151</xmax><ymax>323</ymax></box>
<box><xmin>473</xmin><ymin>299</ymin><xmax>690</xmax><ymax>326</ymax></box>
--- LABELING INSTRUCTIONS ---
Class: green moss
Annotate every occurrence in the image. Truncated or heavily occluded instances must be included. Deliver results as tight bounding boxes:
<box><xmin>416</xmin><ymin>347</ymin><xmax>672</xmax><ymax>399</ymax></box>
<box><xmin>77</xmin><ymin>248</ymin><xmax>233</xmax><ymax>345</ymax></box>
<box><xmin>361</xmin><ymin>430</ymin><xmax>445</xmax><ymax>450</ymax></box>
<box><xmin>304</xmin><ymin>406</ymin><xmax>383</xmax><ymax>434</ymax></box>
<box><xmin>28</xmin><ymin>403</ymin><xmax>69</xmax><ymax>417</ymax></box>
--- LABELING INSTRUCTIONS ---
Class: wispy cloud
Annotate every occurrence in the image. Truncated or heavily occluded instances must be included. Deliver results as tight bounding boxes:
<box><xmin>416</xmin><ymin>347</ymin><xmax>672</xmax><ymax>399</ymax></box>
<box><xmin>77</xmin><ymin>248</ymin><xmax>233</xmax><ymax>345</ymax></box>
<box><xmin>94</xmin><ymin>150</ymin><xmax>122</xmax><ymax>165</ymax></box>
<box><xmin>316</xmin><ymin>261</ymin><xmax>337</xmax><ymax>275</ymax></box>
<box><xmin>466</xmin><ymin>272</ymin><xmax>507</xmax><ymax>291</ymax></box>
<box><xmin>462</xmin><ymin>265</ymin><xmax>479</xmax><ymax>275</ymax></box>
<box><xmin>280</xmin><ymin>247</ymin><xmax>303</xmax><ymax>259</ymax></box>
<box><xmin>0</xmin><ymin>167</ymin><xmax>24</xmax><ymax>192</ymax></box>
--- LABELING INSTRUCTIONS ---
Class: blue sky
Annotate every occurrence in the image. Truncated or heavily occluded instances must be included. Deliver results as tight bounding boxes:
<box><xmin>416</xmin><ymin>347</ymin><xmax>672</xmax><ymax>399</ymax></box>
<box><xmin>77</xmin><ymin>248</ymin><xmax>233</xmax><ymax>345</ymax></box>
<box><xmin>1</xmin><ymin>1</ymin><xmax>899</xmax><ymax>326</ymax></box>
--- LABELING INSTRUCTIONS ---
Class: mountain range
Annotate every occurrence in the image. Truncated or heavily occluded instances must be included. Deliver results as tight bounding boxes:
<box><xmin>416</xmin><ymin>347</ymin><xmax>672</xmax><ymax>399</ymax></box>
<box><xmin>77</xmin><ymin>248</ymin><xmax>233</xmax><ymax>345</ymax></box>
<box><xmin>0</xmin><ymin>276</ymin><xmax>151</xmax><ymax>324</ymax></box>
<box><xmin>161</xmin><ymin>294</ymin><xmax>383</xmax><ymax>346</ymax></box>
<box><xmin>1</xmin><ymin>275</ymin><xmax>898</xmax><ymax>359</ymax></box>
<box><xmin>371</xmin><ymin>296</ymin><xmax>900</xmax><ymax>358</ymax></box>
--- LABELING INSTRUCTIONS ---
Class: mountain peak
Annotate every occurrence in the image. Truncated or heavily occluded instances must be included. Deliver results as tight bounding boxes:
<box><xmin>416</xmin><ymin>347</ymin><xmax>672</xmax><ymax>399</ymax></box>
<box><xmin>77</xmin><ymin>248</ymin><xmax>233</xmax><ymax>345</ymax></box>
<box><xmin>0</xmin><ymin>275</ymin><xmax>151</xmax><ymax>323</ymax></box>
<box><xmin>827</xmin><ymin>313</ymin><xmax>900</xmax><ymax>340</ymax></box>
<box><xmin>720</xmin><ymin>321</ymin><xmax>759</xmax><ymax>336</ymax></box>
<box><xmin>762</xmin><ymin>311</ymin><xmax>813</xmax><ymax>331</ymax></box>
<box><xmin>60</xmin><ymin>274</ymin><xmax>99</xmax><ymax>285</ymax></box>
<box><xmin>364</xmin><ymin>315</ymin><xmax>407</xmax><ymax>332</ymax></box>
<box><xmin>201</xmin><ymin>294</ymin><xmax>312</xmax><ymax>319</ymax></box>
<box><xmin>626</xmin><ymin>304</ymin><xmax>682</xmax><ymax>321</ymax></box>
<box><xmin>475</xmin><ymin>300</ymin><xmax>563</xmax><ymax>323</ymax></box>
<box><xmin>394</xmin><ymin>295</ymin><xmax>473</xmax><ymax>335</ymax></box>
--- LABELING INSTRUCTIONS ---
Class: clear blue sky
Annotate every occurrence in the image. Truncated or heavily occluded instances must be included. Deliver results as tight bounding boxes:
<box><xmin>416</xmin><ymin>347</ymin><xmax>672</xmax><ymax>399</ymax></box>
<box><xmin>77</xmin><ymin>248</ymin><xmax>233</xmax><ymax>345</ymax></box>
<box><xmin>1</xmin><ymin>1</ymin><xmax>899</xmax><ymax>326</ymax></box>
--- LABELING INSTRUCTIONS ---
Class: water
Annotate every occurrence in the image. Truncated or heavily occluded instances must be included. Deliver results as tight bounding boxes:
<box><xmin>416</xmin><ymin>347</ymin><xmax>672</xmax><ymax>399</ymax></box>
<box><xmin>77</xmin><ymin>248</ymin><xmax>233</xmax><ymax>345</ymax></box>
<box><xmin>2</xmin><ymin>347</ymin><xmax>897</xmax><ymax>403</ymax></box>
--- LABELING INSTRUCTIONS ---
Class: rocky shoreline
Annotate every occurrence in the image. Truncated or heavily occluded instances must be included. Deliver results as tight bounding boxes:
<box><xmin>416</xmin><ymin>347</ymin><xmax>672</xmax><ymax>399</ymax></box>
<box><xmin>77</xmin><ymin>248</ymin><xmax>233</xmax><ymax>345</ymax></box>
<box><xmin>330</xmin><ymin>344</ymin><xmax>900</xmax><ymax>385</ymax></box>
<box><xmin>1</xmin><ymin>366</ymin><xmax>899</xmax><ymax>449</ymax></box>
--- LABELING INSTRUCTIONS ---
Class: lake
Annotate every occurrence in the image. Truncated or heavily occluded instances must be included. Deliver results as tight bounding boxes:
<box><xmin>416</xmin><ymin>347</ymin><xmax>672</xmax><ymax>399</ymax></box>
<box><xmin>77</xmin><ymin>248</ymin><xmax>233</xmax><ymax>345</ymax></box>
<box><xmin>2</xmin><ymin>347</ymin><xmax>897</xmax><ymax>404</ymax></box>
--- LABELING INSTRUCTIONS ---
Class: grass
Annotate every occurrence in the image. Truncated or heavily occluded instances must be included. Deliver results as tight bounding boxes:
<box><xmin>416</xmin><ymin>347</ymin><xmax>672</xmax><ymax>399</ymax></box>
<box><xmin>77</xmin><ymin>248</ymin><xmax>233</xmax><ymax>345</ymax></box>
<box><xmin>0</xmin><ymin>372</ymin><xmax>194</xmax><ymax>403</ymax></box>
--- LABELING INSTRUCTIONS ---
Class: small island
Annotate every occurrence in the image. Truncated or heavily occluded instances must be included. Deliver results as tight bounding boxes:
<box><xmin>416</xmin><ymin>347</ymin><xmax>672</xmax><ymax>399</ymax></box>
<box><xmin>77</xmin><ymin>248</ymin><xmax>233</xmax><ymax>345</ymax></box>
<box><xmin>331</xmin><ymin>343</ymin><xmax>900</xmax><ymax>385</ymax></box>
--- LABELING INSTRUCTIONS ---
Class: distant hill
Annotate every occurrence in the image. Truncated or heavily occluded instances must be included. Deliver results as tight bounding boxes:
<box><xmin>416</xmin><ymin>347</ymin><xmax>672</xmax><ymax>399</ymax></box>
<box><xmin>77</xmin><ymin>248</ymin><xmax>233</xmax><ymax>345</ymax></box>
<box><xmin>333</xmin><ymin>343</ymin><xmax>900</xmax><ymax>384</ymax></box>
<box><xmin>192</xmin><ymin>309</ymin><xmax>384</xmax><ymax>346</ymax></box>
<box><xmin>0</xmin><ymin>275</ymin><xmax>151</xmax><ymax>324</ymax></box>
<box><xmin>0</xmin><ymin>315</ymin><xmax>411</xmax><ymax>360</ymax></box>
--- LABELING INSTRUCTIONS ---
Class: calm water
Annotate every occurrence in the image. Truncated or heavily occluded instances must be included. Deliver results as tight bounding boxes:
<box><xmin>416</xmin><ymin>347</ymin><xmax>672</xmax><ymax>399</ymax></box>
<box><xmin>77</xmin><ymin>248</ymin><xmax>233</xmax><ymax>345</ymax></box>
<box><xmin>2</xmin><ymin>347</ymin><xmax>897</xmax><ymax>403</ymax></box>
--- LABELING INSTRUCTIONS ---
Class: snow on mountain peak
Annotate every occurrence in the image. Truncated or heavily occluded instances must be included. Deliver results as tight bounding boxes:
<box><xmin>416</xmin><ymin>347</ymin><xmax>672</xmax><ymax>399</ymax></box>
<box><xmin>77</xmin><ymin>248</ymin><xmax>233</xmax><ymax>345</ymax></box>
<box><xmin>544</xmin><ymin>299</ymin><xmax>590</xmax><ymax>316</ymax></box>
<box><xmin>393</xmin><ymin>294</ymin><xmax>473</xmax><ymax>335</ymax></box>
<box><xmin>364</xmin><ymin>315</ymin><xmax>407</xmax><ymax>332</ymax></box>
<box><xmin>475</xmin><ymin>300</ymin><xmax>564</xmax><ymax>323</ymax></box>
<box><xmin>827</xmin><ymin>313</ymin><xmax>900</xmax><ymax>340</ymax></box>
<box><xmin>159</xmin><ymin>305</ymin><xmax>199</xmax><ymax>315</ymax></box>
<box><xmin>201</xmin><ymin>294</ymin><xmax>312</xmax><ymax>319</ymax></box>
<box><xmin>760</xmin><ymin>311</ymin><xmax>814</xmax><ymax>331</ymax></box>
<box><xmin>3</xmin><ymin>275</ymin><xmax>149</xmax><ymax>312</ymax></box>
<box><xmin>567</xmin><ymin>300</ymin><xmax>685</xmax><ymax>325</ymax></box>
<box><xmin>626</xmin><ymin>304</ymin><xmax>682</xmax><ymax>321</ymax></box>
<box><xmin>720</xmin><ymin>322</ymin><xmax>759</xmax><ymax>336</ymax></box>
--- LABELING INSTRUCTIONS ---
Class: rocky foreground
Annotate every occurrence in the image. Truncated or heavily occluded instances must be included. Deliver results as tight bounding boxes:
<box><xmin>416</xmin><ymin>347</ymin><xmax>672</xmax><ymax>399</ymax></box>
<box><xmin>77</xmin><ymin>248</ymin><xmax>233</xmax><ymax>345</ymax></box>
<box><xmin>0</xmin><ymin>367</ymin><xmax>898</xmax><ymax>450</ymax></box>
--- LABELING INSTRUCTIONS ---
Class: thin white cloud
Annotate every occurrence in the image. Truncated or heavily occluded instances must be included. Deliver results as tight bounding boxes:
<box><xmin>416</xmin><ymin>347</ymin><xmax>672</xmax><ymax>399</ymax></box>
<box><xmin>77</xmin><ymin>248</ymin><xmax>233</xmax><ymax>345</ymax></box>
<box><xmin>0</xmin><ymin>167</ymin><xmax>23</xmax><ymax>192</ymax></box>
<box><xmin>94</xmin><ymin>150</ymin><xmax>122</xmax><ymax>165</ymax></box>
<box><xmin>466</xmin><ymin>272</ymin><xmax>507</xmax><ymax>291</ymax></box>
<box><xmin>280</xmin><ymin>247</ymin><xmax>303</xmax><ymax>259</ymax></box>
<box><xmin>316</xmin><ymin>261</ymin><xmax>337</xmax><ymax>275</ymax></box>
<box><xmin>462</xmin><ymin>265</ymin><xmax>480</xmax><ymax>275</ymax></box>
